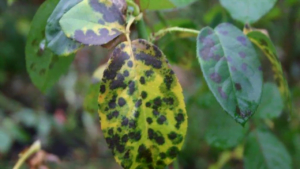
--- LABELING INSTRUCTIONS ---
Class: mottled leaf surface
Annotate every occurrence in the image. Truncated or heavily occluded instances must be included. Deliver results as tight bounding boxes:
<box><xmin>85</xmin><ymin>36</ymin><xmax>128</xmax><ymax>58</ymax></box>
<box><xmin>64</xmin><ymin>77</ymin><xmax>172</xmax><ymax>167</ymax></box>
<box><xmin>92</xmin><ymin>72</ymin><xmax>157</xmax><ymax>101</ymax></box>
<box><xmin>220</xmin><ymin>0</ymin><xmax>277</xmax><ymax>24</ymax></box>
<box><xmin>140</xmin><ymin>0</ymin><xmax>196</xmax><ymax>10</ymax></box>
<box><xmin>254</xmin><ymin>83</ymin><xmax>283</xmax><ymax>119</ymax></box>
<box><xmin>59</xmin><ymin>0</ymin><xmax>126</xmax><ymax>45</ymax></box>
<box><xmin>112</xmin><ymin>0</ymin><xmax>127</xmax><ymax>14</ymax></box>
<box><xmin>197</xmin><ymin>23</ymin><xmax>263</xmax><ymax>124</ymax></box>
<box><xmin>244</xmin><ymin>129</ymin><xmax>292</xmax><ymax>169</ymax></box>
<box><xmin>246</xmin><ymin>30</ymin><xmax>292</xmax><ymax>115</ymax></box>
<box><xmin>98</xmin><ymin>39</ymin><xmax>187</xmax><ymax>169</ymax></box>
<box><xmin>26</xmin><ymin>0</ymin><xmax>75</xmax><ymax>92</ymax></box>
<box><xmin>46</xmin><ymin>0</ymin><xmax>83</xmax><ymax>56</ymax></box>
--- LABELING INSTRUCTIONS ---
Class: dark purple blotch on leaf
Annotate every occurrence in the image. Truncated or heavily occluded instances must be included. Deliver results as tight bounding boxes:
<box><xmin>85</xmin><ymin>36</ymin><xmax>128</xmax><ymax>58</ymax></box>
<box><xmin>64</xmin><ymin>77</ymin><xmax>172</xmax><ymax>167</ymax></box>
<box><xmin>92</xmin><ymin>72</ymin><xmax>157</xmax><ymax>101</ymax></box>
<box><xmin>210</xmin><ymin>72</ymin><xmax>222</xmax><ymax>83</ymax></box>
<box><xmin>241</xmin><ymin>63</ymin><xmax>247</xmax><ymax>71</ymax></box>
<box><xmin>218</xmin><ymin>87</ymin><xmax>227</xmax><ymax>99</ymax></box>
<box><xmin>236</xmin><ymin>36</ymin><xmax>247</xmax><ymax>46</ymax></box>
<box><xmin>238</xmin><ymin>51</ymin><xmax>246</xmax><ymax>58</ymax></box>
<box><xmin>74</xmin><ymin>28</ymin><xmax>120</xmax><ymax>45</ymax></box>
<box><xmin>219</xmin><ymin>30</ymin><xmax>228</xmax><ymax>35</ymax></box>
<box><xmin>231</xmin><ymin>66</ymin><xmax>237</xmax><ymax>72</ymax></box>
<box><xmin>226</xmin><ymin>56</ymin><xmax>232</xmax><ymax>62</ymax></box>
<box><xmin>89</xmin><ymin>0</ymin><xmax>124</xmax><ymax>24</ymax></box>
<box><xmin>235</xmin><ymin>83</ymin><xmax>242</xmax><ymax>91</ymax></box>
<box><xmin>199</xmin><ymin>38</ymin><xmax>216</xmax><ymax>61</ymax></box>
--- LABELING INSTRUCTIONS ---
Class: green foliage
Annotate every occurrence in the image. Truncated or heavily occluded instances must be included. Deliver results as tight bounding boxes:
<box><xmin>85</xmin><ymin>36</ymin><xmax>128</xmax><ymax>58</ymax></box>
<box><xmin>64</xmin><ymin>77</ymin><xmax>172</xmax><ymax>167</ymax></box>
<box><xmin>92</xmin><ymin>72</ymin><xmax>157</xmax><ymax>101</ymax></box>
<box><xmin>46</xmin><ymin>0</ymin><xmax>83</xmax><ymax>56</ymax></box>
<box><xmin>25</xmin><ymin>0</ymin><xmax>75</xmax><ymax>92</ymax></box>
<box><xmin>98</xmin><ymin>39</ymin><xmax>187</xmax><ymax>169</ymax></box>
<box><xmin>59</xmin><ymin>0</ymin><xmax>126</xmax><ymax>45</ymax></box>
<box><xmin>255</xmin><ymin>83</ymin><xmax>284</xmax><ymax>119</ymax></box>
<box><xmin>244</xmin><ymin>129</ymin><xmax>292</xmax><ymax>169</ymax></box>
<box><xmin>220</xmin><ymin>0</ymin><xmax>278</xmax><ymax>24</ymax></box>
<box><xmin>205</xmin><ymin>107</ymin><xmax>247</xmax><ymax>149</ymax></box>
<box><xmin>0</xmin><ymin>129</ymin><xmax>12</xmax><ymax>153</ymax></box>
<box><xmin>197</xmin><ymin>23</ymin><xmax>263</xmax><ymax>125</ymax></box>
<box><xmin>140</xmin><ymin>0</ymin><xmax>197</xmax><ymax>10</ymax></box>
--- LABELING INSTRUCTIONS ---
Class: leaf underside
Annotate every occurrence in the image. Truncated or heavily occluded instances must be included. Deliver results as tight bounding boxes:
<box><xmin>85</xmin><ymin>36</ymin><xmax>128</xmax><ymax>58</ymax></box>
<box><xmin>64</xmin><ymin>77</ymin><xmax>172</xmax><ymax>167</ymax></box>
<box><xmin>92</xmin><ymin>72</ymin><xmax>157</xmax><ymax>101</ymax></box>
<box><xmin>26</xmin><ymin>0</ymin><xmax>75</xmax><ymax>93</ymax></box>
<box><xmin>197</xmin><ymin>23</ymin><xmax>263</xmax><ymax>125</ymax></box>
<box><xmin>246</xmin><ymin>30</ymin><xmax>292</xmax><ymax>116</ymax></box>
<box><xmin>46</xmin><ymin>0</ymin><xmax>83</xmax><ymax>56</ymax></box>
<box><xmin>98</xmin><ymin>39</ymin><xmax>187</xmax><ymax>169</ymax></box>
<box><xmin>59</xmin><ymin>0</ymin><xmax>126</xmax><ymax>45</ymax></box>
<box><xmin>220</xmin><ymin>0</ymin><xmax>277</xmax><ymax>24</ymax></box>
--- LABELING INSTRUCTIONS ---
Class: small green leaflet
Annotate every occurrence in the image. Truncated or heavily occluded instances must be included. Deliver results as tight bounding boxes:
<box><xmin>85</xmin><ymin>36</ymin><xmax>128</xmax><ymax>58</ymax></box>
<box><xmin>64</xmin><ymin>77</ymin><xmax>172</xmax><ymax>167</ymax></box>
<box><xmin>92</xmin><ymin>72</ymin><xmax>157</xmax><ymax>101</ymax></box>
<box><xmin>59</xmin><ymin>0</ymin><xmax>126</xmax><ymax>45</ymax></box>
<box><xmin>245</xmin><ymin>30</ymin><xmax>292</xmax><ymax>117</ymax></box>
<box><xmin>244</xmin><ymin>129</ymin><xmax>292</xmax><ymax>169</ymax></box>
<box><xmin>98</xmin><ymin>39</ymin><xmax>187</xmax><ymax>169</ymax></box>
<box><xmin>254</xmin><ymin>83</ymin><xmax>284</xmax><ymax>119</ymax></box>
<box><xmin>140</xmin><ymin>0</ymin><xmax>197</xmax><ymax>10</ymax></box>
<box><xmin>26</xmin><ymin>0</ymin><xmax>75</xmax><ymax>93</ymax></box>
<box><xmin>197</xmin><ymin>23</ymin><xmax>263</xmax><ymax>125</ymax></box>
<box><xmin>205</xmin><ymin>108</ymin><xmax>247</xmax><ymax>149</ymax></box>
<box><xmin>220</xmin><ymin>0</ymin><xmax>277</xmax><ymax>24</ymax></box>
<box><xmin>83</xmin><ymin>63</ymin><xmax>107</xmax><ymax>115</ymax></box>
<box><xmin>46</xmin><ymin>0</ymin><xmax>83</xmax><ymax>56</ymax></box>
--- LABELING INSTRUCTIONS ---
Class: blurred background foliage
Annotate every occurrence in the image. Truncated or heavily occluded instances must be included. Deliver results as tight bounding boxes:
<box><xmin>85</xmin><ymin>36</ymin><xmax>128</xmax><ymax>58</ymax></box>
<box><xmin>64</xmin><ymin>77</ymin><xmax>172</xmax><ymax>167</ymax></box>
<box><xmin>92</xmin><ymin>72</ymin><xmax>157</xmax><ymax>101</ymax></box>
<box><xmin>0</xmin><ymin>0</ymin><xmax>300</xmax><ymax>168</ymax></box>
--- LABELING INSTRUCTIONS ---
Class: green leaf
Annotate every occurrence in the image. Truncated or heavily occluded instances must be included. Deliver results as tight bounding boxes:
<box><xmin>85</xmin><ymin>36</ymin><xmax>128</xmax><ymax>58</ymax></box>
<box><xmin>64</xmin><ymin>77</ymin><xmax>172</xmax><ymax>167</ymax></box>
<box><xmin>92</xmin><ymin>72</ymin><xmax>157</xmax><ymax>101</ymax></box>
<box><xmin>205</xmin><ymin>107</ymin><xmax>247</xmax><ymax>149</ymax></box>
<box><xmin>98</xmin><ymin>39</ymin><xmax>187</xmax><ymax>169</ymax></box>
<box><xmin>220</xmin><ymin>0</ymin><xmax>277</xmax><ymax>24</ymax></box>
<box><xmin>245</xmin><ymin>30</ymin><xmax>292</xmax><ymax>116</ymax></box>
<box><xmin>84</xmin><ymin>63</ymin><xmax>107</xmax><ymax>115</ymax></box>
<box><xmin>196</xmin><ymin>23</ymin><xmax>263</xmax><ymax>125</ymax></box>
<box><xmin>244</xmin><ymin>129</ymin><xmax>292</xmax><ymax>169</ymax></box>
<box><xmin>59</xmin><ymin>0</ymin><xmax>126</xmax><ymax>45</ymax></box>
<box><xmin>254</xmin><ymin>83</ymin><xmax>284</xmax><ymax>119</ymax></box>
<box><xmin>26</xmin><ymin>0</ymin><xmax>75</xmax><ymax>93</ymax></box>
<box><xmin>140</xmin><ymin>0</ymin><xmax>196</xmax><ymax>10</ymax></box>
<box><xmin>46</xmin><ymin>0</ymin><xmax>83</xmax><ymax>56</ymax></box>
<box><xmin>0</xmin><ymin>129</ymin><xmax>12</xmax><ymax>153</ymax></box>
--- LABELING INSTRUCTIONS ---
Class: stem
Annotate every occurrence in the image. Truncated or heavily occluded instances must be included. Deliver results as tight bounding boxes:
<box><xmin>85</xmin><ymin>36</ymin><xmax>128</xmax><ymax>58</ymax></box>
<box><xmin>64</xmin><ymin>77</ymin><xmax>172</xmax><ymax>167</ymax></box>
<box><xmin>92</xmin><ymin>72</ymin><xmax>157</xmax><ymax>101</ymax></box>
<box><xmin>150</xmin><ymin>27</ymin><xmax>200</xmax><ymax>42</ymax></box>
<box><xmin>136</xmin><ymin>19</ymin><xmax>148</xmax><ymax>39</ymax></box>
<box><xmin>126</xmin><ymin>0</ymin><xmax>140</xmax><ymax>16</ymax></box>
<box><xmin>13</xmin><ymin>140</ymin><xmax>41</xmax><ymax>169</ymax></box>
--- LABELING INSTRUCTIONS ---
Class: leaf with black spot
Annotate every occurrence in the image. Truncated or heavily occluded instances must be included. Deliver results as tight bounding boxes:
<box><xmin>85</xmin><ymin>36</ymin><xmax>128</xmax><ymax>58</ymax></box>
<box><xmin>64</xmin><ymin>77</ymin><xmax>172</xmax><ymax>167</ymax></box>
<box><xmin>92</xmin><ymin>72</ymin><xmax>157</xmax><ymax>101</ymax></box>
<box><xmin>59</xmin><ymin>0</ymin><xmax>126</xmax><ymax>45</ymax></box>
<box><xmin>98</xmin><ymin>39</ymin><xmax>187</xmax><ymax>169</ymax></box>
<box><xmin>245</xmin><ymin>30</ymin><xmax>292</xmax><ymax>117</ymax></box>
<box><xmin>196</xmin><ymin>23</ymin><xmax>263</xmax><ymax>125</ymax></box>
<box><xmin>26</xmin><ymin>0</ymin><xmax>75</xmax><ymax>93</ymax></box>
<box><xmin>46</xmin><ymin>0</ymin><xmax>83</xmax><ymax>56</ymax></box>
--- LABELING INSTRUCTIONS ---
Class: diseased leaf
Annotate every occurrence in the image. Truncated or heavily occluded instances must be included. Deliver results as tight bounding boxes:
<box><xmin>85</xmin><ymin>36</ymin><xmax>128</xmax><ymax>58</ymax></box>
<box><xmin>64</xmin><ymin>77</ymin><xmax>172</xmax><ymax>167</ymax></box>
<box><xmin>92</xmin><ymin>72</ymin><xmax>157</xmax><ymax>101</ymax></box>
<box><xmin>84</xmin><ymin>63</ymin><xmax>107</xmax><ymax>115</ymax></box>
<box><xmin>196</xmin><ymin>23</ymin><xmax>263</xmax><ymax>125</ymax></box>
<box><xmin>140</xmin><ymin>0</ymin><xmax>196</xmax><ymax>10</ymax></box>
<box><xmin>245</xmin><ymin>30</ymin><xmax>292</xmax><ymax>116</ymax></box>
<box><xmin>26</xmin><ymin>0</ymin><xmax>75</xmax><ymax>93</ymax></box>
<box><xmin>244</xmin><ymin>129</ymin><xmax>292</xmax><ymax>169</ymax></box>
<box><xmin>220</xmin><ymin>0</ymin><xmax>277</xmax><ymax>24</ymax></box>
<box><xmin>59</xmin><ymin>0</ymin><xmax>126</xmax><ymax>45</ymax></box>
<box><xmin>254</xmin><ymin>83</ymin><xmax>284</xmax><ymax>119</ymax></box>
<box><xmin>98</xmin><ymin>39</ymin><xmax>187</xmax><ymax>169</ymax></box>
<box><xmin>112</xmin><ymin>0</ymin><xmax>127</xmax><ymax>14</ymax></box>
<box><xmin>46</xmin><ymin>0</ymin><xmax>83</xmax><ymax>56</ymax></box>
